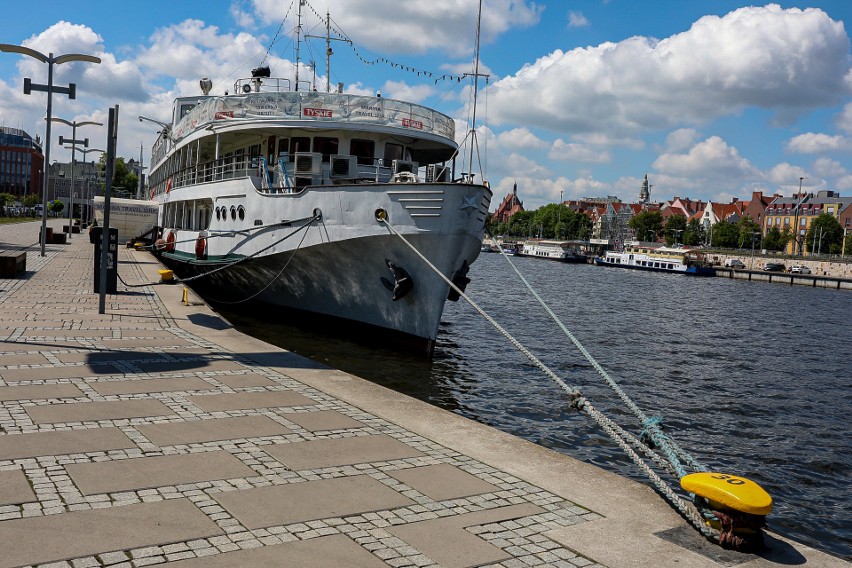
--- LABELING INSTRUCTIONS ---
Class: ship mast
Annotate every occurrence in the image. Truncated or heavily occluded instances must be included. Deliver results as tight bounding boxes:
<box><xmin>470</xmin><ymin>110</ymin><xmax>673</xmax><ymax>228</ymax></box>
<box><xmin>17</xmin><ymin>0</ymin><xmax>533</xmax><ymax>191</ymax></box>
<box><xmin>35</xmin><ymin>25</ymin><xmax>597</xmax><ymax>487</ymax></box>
<box><xmin>294</xmin><ymin>0</ymin><xmax>304</xmax><ymax>91</ymax></box>
<box><xmin>467</xmin><ymin>0</ymin><xmax>486</xmax><ymax>180</ymax></box>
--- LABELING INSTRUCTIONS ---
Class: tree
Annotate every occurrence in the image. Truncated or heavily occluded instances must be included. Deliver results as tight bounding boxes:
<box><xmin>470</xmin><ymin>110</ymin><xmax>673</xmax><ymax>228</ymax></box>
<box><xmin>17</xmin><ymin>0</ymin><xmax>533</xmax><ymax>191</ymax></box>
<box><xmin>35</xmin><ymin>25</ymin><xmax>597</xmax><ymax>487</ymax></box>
<box><xmin>628</xmin><ymin>210</ymin><xmax>663</xmax><ymax>242</ymax></box>
<box><xmin>0</xmin><ymin>192</ymin><xmax>14</xmax><ymax>215</ymax></box>
<box><xmin>805</xmin><ymin>213</ymin><xmax>844</xmax><ymax>255</ymax></box>
<box><xmin>49</xmin><ymin>200</ymin><xmax>64</xmax><ymax>215</ymax></box>
<box><xmin>763</xmin><ymin>226</ymin><xmax>786</xmax><ymax>252</ymax></box>
<box><xmin>736</xmin><ymin>215</ymin><xmax>763</xmax><ymax>248</ymax></box>
<box><xmin>22</xmin><ymin>194</ymin><xmax>40</xmax><ymax>208</ymax></box>
<box><xmin>683</xmin><ymin>218</ymin><xmax>705</xmax><ymax>246</ymax></box>
<box><xmin>710</xmin><ymin>220</ymin><xmax>739</xmax><ymax>248</ymax></box>
<box><xmin>664</xmin><ymin>214</ymin><xmax>687</xmax><ymax>245</ymax></box>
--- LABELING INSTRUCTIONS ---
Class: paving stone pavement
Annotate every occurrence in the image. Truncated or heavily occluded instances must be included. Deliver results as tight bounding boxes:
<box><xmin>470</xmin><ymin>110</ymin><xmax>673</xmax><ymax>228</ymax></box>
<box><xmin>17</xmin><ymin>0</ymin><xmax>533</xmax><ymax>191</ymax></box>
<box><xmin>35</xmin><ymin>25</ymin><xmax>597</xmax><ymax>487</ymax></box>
<box><xmin>1</xmin><ymin>220</ymin><xmax>845</xmax><ymax>568</ymax></box>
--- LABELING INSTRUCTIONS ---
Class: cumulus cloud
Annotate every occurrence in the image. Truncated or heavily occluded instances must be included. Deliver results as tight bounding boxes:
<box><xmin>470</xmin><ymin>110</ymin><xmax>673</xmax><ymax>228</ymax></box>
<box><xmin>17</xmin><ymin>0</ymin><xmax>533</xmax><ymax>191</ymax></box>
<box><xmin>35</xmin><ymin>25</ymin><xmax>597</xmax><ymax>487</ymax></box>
<box><xmin>811</xmin><ymin>157</ymin><xmax>847</xmax><ymax>178</ymax></box>
<box><xmin>251</xmin><ymin>0</ymin><xmax>541</xmax><ymax>57</ymax></box>
<box><xmin>765</xmin><ymin>162</ymin><xmax>810</xmax><ymax>187</ymax></box>
<box><xmin>665</xmin><ymin>128</ymin><xmax>700</xmax><ymax>152</ymax></box>
<box><xmin>653</xmin><ymin>136</ymin><xmax>759</xmax><ymax>179</ymax></box>
<box><xmin>548</xmin><ymin>139</ymin><xmax>611</xmax><ymax>163</ymax></box>
<box><xmin>488</xmin><ymin>5</ymin><xmax>852</xmax><ymax>135</ymax></box>
<box><xmin>568</xmin><ymin>11</ymin><xmax>590</xmax><ymax>29</ymax></box>
<box><xmin>786</xmin><ymin>132</ymin><xmax>852</xmax><ymax>153</ymax></box>
<box><xmin>837</xmin><ymin>103</ymin><xmax>852</xmax><ymax>134</ymax></box>
<box><xmin>495</xmin><ymin>127</ymin><xmax>548</xmax><ymax>150</ymax></box>
<box><xmin>381</xmin><ymin>80</ymin><xmax>434</xmax><ymax>103</ymax></box>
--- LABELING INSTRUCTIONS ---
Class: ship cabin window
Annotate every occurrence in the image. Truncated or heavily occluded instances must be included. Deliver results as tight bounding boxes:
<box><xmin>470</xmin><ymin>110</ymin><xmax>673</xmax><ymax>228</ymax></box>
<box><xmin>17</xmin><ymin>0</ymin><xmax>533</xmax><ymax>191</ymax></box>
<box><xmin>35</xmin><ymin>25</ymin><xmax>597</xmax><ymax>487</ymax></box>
<box><xmin>313</xmin><ymin>137</ymin><xmax>338</xmax><ymax>162</ymax></box>
<box><xmin>383</xmin><ymin>143</ymin><xmax>404</xmax><ymax>166</ymax></box>
<box><xmin>350</xmin><ymin>139</ymin><xmax>375</xmax><ymax>165</ymax></box>
<box><xmin>248</xmin><ymin>144</ymin><xmax>261</xmax><ymax>168</ymax></box>
<box><xmin>234</xmin><ymin>148</ymin><xmax>246</xmax><ymax>171</ymax></box>
<box><xmin>290</xmin><ymin>137</ymin><xmax>310</xmax><ymax>154</ymax></box>
<box><xmin>223</xmin><ymin>152</ymin><xmax>234</xmax><ymax>177</ymax></box>
<box><xmin>178</xmin><ymin>103</ymin><xmax>195</xmax><ymax>119</ymax></box>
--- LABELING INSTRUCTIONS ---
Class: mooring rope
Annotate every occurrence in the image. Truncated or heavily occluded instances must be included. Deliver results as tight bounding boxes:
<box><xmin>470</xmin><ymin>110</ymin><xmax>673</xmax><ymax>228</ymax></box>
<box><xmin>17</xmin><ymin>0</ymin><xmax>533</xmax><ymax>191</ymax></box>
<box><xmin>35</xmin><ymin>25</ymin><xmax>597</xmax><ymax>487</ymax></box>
<box><xmin>117</xmin><ymin>214</ymin><xmax>319</xmax><ymax>289</ymax></box>
<box><xmin>380</xmin><ymin>218</ymin><xmax>719</xmax><ymax>541</ymax></box>
<box><xmin>487</xmin><ymin>232</ymin><xmax>709</xmax><ymax>478</ymax></box>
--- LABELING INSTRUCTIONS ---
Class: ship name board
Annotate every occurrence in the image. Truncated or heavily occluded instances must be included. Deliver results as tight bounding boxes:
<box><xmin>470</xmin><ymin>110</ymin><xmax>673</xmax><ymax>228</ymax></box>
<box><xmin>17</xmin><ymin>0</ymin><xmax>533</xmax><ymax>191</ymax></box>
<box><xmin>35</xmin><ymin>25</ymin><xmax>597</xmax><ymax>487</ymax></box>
<box><xmin>304</xmin><ymin>107</ymin><xmax>333</xmax><ymax>118</ymax></box>
<box><xmin>402</xmin><ymin>118</ymin><xmax>423</xmax><ymax>129</ymax></box>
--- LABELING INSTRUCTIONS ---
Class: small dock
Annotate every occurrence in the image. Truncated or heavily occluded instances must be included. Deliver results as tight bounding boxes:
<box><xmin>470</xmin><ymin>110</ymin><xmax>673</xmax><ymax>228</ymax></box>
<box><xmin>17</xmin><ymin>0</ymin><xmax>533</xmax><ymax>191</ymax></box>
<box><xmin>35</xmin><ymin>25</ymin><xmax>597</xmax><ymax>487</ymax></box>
<box><xmin>715</xmin><ymin>267</ymin><xmax>852</xmax><ymax>290</ymax></box>
<box><xmin>0</xmin><ymin>220</ymin><xmax>846</xmax><ymax>567</ymax></box>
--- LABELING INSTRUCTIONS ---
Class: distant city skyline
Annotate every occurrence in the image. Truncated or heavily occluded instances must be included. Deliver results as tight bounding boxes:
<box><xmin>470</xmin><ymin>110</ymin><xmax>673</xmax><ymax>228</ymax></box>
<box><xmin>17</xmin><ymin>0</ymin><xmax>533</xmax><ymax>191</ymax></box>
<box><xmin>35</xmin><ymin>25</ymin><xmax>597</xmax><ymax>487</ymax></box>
<box><xmin>0</xmin><ymin>1</ymin><xmax>850</xmax><ymax>209</ymax></box>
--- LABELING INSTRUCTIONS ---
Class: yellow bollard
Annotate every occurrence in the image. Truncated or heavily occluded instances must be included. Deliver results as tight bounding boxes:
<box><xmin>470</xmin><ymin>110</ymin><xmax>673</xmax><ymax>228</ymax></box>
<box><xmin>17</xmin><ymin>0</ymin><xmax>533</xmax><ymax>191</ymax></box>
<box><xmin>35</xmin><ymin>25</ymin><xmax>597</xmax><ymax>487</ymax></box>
<box><xmin>158</xmin><ymin>269</ymin><xmax>174</xmax><ymax>283</ymax></box>
<box><xmin>182</xmin><ymin>287</ymin><xmax>189</xmax><ymax>305</ymax></box>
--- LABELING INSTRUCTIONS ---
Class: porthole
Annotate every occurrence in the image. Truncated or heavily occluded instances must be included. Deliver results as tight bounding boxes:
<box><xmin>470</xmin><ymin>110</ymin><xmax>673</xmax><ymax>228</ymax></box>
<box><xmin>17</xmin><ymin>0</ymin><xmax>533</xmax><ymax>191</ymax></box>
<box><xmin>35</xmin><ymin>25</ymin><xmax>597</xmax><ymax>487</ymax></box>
<box><xmin>238</xmin><ymin>206</ymin><xmax>245</xmax><ymax>221</ymax></box>
<box><xmin>215</xmin><ymin>207</ymin><xmax>221</xmax><ymax>221</ymax></box>
<box><xmin>230</xmin><ymin>206</ymin><xmax>237</xmax><ymax>220</ymax></box>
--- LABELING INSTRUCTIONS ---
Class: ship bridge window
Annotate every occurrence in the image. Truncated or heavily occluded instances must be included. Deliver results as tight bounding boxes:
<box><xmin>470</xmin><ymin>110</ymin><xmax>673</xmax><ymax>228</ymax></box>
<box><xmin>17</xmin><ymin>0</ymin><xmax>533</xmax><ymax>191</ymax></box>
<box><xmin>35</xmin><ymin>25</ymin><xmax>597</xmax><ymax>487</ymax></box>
<box><xmin>313</xmin><ymin>137</ymin><xmax>338</xmax><ymax>162</ymax></box>
<box><xmin>350</xmin><ymin>139</ymin><xmax>375</xmax><ymax>165</ymax></box>
<box><xmin>383</xmin><ymin>143</ymin><xmax>404</xmax><ymax>166</ymax></box>
<box><xmin>275</xmin><ymin>137</ymin><xmax>289</xmax><ymax>161</ymax></box>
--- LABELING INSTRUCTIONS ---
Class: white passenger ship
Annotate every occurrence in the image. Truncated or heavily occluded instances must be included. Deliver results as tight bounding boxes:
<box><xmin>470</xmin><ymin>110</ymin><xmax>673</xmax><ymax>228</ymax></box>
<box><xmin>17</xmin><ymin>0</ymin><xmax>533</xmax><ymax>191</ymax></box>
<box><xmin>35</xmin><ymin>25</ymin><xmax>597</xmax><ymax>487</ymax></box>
<box><xmin>595</xmin><ymin>245</ymin><xmax>715</xmax><ymax>276</ymax></box>
<box><xmin>517</xmin><ymin>240</ymin><xmax>587</xmax><ymax>263</ymax></box>
<box><xmin>147</xmin><ymin>64</ymin><xmax>491</xmax><ymax>354</ymax></box>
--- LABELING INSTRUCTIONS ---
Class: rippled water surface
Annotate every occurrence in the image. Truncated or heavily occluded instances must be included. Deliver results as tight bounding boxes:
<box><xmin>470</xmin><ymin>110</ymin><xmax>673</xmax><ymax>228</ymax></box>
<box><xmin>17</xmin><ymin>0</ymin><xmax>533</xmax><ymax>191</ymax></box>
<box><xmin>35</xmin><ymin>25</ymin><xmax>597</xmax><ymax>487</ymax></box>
<box><xmin>219</xmin><ymin>253</ymin><xmax>852</xmax><ymax>560</ymax></box>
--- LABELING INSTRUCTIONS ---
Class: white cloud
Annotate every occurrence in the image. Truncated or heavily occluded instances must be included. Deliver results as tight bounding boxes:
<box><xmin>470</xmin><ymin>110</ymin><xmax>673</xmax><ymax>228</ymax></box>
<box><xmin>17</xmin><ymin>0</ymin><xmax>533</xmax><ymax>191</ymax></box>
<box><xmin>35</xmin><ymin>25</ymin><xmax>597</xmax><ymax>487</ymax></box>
<box><xmin>834</xmin><ymin>174</ymin><xmax>852</xmax><ymax>190</ymax></box>
<box><xmin>381</xmin><ymin>80</ymin><xmax>434</xmax><ymax>103</ymax></box>
<box><xmin>548</xmin><ymin>139</ymin><xmax>611</xmax><ymax>163</ymax></box>
<box><xmin>786</xmin><ymin>132</ymin><xmax>852</xmax><ymax>153</ymax></box>
<box><xmin>665</xmin><ymin>128</ymin><xmax>700</xmax><ymax>152</ymax></box>
<box><xmin>251</xmin><ymin>0</ymin><xmax>542</xmax><ymax>57</ymax></box>
<box><xmin>765</xmin><ymin>162</ymin><xmax>810</xmax><ymax>187</ymax></box>
<box><xmin>653</xmin><ymin>136</ymin><xmax>758</xmax><ymax>179</ymax></box>
<box><xmin>495</xmin><ymin>127</ymin><xmax>548</xmax><ymax>150</ymax></box>
<box><xmin>567</xmin><ymin>11</ymin><xmax>590</xmax><ymax>29</ymax></box>
<box><xmin>488</xmin><ymin>5</ymin><xmax>852</xmax><ymax>135</ymax></box>
<box><xmin>230</xmin><ymin>1</ymin><xmax>256</xmax><ymax>27</ymax></box>
<box><xmin>811</xmin><ymin>157</ymin><xmax>847</xmax><ymax>178</ymax></box>
<box><xmin>837</xmin><ymin>103</ymin><xmax>852</xmax><ymax>134</ymax></box>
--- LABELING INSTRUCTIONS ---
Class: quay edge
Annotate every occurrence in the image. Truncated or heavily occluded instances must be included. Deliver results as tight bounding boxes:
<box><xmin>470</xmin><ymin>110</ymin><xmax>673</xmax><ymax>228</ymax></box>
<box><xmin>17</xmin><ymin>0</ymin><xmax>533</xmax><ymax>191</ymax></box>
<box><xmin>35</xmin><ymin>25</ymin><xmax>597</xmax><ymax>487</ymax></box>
<box><xmin>0</xmin><ymin>219</ymin><xmax>845</xmax><ymax>567</ymax></box>
<box><xmin>134</xmin><ymin>244</ymin><xmax>847</xmax><ymax>567</ymax></box>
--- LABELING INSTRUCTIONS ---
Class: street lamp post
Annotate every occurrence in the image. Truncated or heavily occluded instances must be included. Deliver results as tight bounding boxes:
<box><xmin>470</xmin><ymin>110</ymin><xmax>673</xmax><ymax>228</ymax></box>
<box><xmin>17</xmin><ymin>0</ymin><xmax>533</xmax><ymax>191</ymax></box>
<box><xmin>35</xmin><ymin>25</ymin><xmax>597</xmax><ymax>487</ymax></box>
<box><xmin>53</xmin><ymin>118</ymin><xmax>103</xmax><ymax>239</ymax></box>
<box><xmin>672</xmin><ymin>229</ymin><xmax>683</xmax><ymax>246</ymax></box>
<box><xmin>65</xmin><ymin>146</ymin><xmax>104</xmax><ymax>225</ymax></box>
<box><xmin>0</xmin><ymin>44</ymin><xmax>100</xmax><ymax>256</ymax></box>
<box><xmin>792</xmin><ymin>176</ymin><xmax>807</xmax><ymax>256</ymax></box>
<box><xmin>750</xmin><ymin>231</ymin><xmax>761</xmax><ymax>270</ymax></box>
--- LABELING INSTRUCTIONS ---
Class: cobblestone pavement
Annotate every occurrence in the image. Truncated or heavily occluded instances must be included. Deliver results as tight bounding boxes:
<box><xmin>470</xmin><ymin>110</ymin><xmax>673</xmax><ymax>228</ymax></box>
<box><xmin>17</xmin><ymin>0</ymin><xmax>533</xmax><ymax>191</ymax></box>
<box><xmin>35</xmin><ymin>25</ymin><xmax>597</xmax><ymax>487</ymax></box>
<box><xmin>1</xmin><ymin>221</ymin><xmax>845</xmax><ymax>568</ymax></box>
<box><xmin>0</xmin><ymin>221</ymin><xmax>607</xmax><ymax>568</ymax></box>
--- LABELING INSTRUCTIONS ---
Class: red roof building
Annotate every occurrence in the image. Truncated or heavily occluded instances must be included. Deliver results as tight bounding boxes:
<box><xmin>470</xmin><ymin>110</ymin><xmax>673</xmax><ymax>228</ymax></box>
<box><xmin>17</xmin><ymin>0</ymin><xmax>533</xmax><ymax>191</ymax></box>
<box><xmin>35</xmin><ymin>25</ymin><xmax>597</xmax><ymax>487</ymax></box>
<box><xmin>493</xmin><ymin>182</ymin><xmax>524</xmax><ymax>223</ymax></box>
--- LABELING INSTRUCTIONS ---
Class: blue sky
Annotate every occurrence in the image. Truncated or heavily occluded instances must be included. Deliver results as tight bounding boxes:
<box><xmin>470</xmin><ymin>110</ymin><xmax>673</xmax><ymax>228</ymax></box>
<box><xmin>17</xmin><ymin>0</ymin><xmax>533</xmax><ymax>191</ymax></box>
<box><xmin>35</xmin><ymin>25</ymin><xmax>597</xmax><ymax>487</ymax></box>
<box><xmin>1</xmin><ymin>0</ymin><xmax>850</xmax><ymax>209</ymax></box>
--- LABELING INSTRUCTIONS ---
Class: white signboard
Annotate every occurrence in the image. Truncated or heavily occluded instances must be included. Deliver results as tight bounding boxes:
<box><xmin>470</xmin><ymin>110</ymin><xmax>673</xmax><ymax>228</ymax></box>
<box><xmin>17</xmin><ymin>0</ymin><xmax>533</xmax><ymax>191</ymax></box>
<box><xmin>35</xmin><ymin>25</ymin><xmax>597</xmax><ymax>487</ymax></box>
<box><xmin>93</xmin><ymin>196</ymin><xmax>158</xmax><ymax>242</ymax></box>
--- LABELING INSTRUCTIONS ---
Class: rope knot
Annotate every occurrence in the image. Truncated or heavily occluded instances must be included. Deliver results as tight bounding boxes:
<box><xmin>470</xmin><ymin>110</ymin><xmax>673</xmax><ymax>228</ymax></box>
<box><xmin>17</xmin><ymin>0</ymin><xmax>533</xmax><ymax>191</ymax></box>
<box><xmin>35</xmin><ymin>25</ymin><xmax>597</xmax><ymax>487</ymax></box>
<box><xmin>640</xmin><ymin>415</ymin><xmax>664</xmax><ymax>448</ymax></box>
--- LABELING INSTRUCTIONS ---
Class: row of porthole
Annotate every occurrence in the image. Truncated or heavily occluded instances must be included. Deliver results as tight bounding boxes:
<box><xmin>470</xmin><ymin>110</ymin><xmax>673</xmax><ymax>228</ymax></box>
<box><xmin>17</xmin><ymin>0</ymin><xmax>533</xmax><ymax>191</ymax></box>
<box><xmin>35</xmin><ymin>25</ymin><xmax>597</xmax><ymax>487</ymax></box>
<box><xmin>216</xmin><ymin>205</ymin><xmax>245</xmax><ymax>222</ymax></box>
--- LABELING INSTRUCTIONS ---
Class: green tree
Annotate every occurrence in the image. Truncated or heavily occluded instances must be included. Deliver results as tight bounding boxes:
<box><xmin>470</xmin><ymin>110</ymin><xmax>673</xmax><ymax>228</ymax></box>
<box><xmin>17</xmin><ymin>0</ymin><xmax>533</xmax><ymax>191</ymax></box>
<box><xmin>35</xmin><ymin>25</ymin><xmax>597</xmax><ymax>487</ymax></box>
<box><xmin>683</xmin><ymin>218</ymin><xmax>705</xmax><ymax>246</ymax></box>
<box><xmin>49</xmin><ymin>200</ymin><xmax>64</xmax><ymax>215</ymax></box>
<box><xmin>736</xmin><ymin>215</ymin><xmax>763</xmax><ymax>248</ymax></box>
<box><xmin>22</xmin><ymin>194</ymin><xmax>40</xmax><ymax>208</ymax></box>
<box><xmin>805</xmin><ymin>213</ymin><xmax>844</xmax><ymax>255</ymax></box>
<box><xmin>0</xmin><ymin>192</ymin><xmax>14</xmax><ymax>215</ymax></box>
<box><xmin>710</xmin><ymin>221</ymin><xmax>739</xmax><ymax>248</ymax></box>
<box><xmin>664</xmin><ymin>214</ymin><xmax>687</xmax><ymax>245</ymax></box>
<box><xmin>628</xmin><ymin>210</ymin><xmax>663</xmax><ymax>242</ymax></box>
<box><xmin>763</xmin><ymin>226</ymin><xmax>784</xmax><ymax>251</ymax></box>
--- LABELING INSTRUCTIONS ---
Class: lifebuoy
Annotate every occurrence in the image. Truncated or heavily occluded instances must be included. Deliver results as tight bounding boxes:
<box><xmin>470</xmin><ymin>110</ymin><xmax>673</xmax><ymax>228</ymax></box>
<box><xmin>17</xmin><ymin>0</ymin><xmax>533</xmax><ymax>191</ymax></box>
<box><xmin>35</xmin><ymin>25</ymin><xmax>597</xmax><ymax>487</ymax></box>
<box><xmin>165</xmin><ymin>230</ymin><xmax>176</xmax><ymax>253</ymax></box>
<box><xmin>150</xmin><ymin>188</ymin><xmax>155</xmax><ymax>200</ymax></box>
<box><xmin>195</xmin><ymin>232</ymin><xmax>208</xmax><ymax>260</ymax></box>
<box><xmin>166</xmin><ymin>178</ymin><xmax>172</xmax><ymax>193</ymax></box>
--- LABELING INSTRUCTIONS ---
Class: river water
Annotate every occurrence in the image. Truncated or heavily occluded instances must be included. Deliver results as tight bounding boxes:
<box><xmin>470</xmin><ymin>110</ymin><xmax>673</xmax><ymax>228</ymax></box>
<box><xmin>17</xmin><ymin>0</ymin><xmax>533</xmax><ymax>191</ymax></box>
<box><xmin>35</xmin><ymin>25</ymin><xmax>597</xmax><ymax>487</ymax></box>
<box><xmin>217</xmin><ymin>253</ymin><xmax>852</xmax><ymax>560</ymax></box>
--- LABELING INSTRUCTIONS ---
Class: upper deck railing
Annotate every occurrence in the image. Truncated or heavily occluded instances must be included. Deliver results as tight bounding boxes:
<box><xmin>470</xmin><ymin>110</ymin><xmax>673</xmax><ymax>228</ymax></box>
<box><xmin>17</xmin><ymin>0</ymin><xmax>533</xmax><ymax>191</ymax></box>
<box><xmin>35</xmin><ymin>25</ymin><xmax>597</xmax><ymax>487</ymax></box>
<box><xmin>170</xmin><ymin>90</ymin><xmax>456</xmax><ymax>145</ymax></box>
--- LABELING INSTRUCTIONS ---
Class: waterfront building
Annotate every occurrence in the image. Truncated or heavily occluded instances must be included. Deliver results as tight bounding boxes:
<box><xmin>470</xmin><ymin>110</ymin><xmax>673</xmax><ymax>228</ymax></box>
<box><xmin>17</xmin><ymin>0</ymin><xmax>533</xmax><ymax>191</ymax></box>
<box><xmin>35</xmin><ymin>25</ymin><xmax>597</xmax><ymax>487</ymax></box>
<box><xmin>742</xmin><ymin>191</ymin><xmax>778</xmax><ymax>229</ymax></box>
<box><xmin>661</xmin><ymin>196</ymin><xmax>706</xmax><ymax>223</ymax></box>
<box><xmin>0</xmin><ymin>126</ymin><xmax>44</xmax><ymax>200</ymax></box>
<box><xmin>763</xmin><ymin>191</ymin><xmax>852</xmax><ymax>254</ymax></box>
<box><xmin>493</xmin><ymin>182</ymin><xmax>524</xmax><ymax>223</ymax></box>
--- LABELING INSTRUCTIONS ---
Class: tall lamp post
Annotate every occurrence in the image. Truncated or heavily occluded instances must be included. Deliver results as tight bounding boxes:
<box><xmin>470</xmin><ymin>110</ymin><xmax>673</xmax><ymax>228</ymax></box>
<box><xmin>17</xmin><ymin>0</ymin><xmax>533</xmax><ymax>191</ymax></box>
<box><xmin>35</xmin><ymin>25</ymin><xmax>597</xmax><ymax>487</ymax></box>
<box><xmin>0</xmin><ymin>44</ymin><xmax>100</xmax><ymax>256</ymax></box>
<box><xmin>792</xmin><ymin>176</ymin><xmax>807</xmax><ymax>256</ymax></box>
<box><xmin>65</xmin><ymin>146</ymin><xmax>104</xmax><ymax>225</ymax></box>
<box><xmin>750</xmin><ymin>231</ymin><xmax>761</xmax><ymax>270</ymax></box>
<box><xmin>53</xmin><ymin>117</ymin><xmax>102</xmax><ymax>239</ymax></box>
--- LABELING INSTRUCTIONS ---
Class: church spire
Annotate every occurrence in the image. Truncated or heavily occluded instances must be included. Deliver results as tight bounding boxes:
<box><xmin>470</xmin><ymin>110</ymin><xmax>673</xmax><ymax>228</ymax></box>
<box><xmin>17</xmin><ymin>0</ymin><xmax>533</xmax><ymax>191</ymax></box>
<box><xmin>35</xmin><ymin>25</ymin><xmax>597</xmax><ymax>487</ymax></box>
<box><xmin>639</xmin><ymin>174</ymin><xmax>650</xmax><ymax>205</ymax></box>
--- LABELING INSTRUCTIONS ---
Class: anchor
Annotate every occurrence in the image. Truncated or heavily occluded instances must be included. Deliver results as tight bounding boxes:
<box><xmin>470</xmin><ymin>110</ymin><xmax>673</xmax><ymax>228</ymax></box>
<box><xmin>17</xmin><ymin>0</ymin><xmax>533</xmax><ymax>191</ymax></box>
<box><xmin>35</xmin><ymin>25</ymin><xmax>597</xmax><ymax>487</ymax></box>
<box><xmin>447</xmin><ymin>260</ymin><xmax>471</xmax><ymax>301</ymax></box>
<box><xmin>380</xmin><ymin>259</ymin><xmax>414</xmax><ymax>301</ymax></box>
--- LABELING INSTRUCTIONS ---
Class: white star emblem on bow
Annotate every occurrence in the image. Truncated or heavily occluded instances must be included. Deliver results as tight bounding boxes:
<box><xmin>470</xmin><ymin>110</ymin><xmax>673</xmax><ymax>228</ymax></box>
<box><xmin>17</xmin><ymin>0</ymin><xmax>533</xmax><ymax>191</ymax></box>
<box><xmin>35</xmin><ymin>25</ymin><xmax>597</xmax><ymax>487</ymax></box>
<box><xmin>460</xmin><ymin>196</ymin><xmax>479</xmax><ymax>213</ymax></box>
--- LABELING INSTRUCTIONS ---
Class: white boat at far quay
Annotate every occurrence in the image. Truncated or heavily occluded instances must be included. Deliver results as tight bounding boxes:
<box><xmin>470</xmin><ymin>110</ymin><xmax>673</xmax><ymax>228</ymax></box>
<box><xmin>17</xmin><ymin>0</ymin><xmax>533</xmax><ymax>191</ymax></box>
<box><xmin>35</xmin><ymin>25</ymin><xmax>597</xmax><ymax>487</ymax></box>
<box><xmin>517</xmin><ymin>240</ymin><xmax>588</xmax><ymax>263</ymax></box>
<box><xmin>595</xmin><ymin>245</ymin><xmax>716</xmax><ymax>276</ymax></box>
<box><xmin>145</xmin><ymin>7</ymin><xmax>491</xmax><ymax>355</ymax></box>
